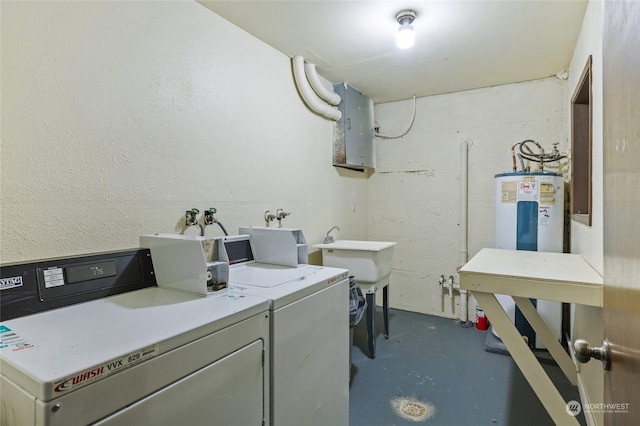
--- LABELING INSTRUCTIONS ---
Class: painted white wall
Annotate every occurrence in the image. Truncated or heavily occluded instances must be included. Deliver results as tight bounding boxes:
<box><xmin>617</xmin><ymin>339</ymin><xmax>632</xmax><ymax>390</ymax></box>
<box><xmin>566</xmin><ymin>1</ymin><xmax>604</xmax><ymax>424</ymax></box>
<box><xmin>371</xmin><ymin>78</ymin><xmax>567</xmax><ymax>316</ymax></box>
<box><xmin>0</xmin><ymin>1</ymin><xmax>369</xmax><ymax>263</ymax></box>
<box><xmin>569</xmin><ymin>1</ymin><xmax>604</xmax><ymax>275</ymax></box>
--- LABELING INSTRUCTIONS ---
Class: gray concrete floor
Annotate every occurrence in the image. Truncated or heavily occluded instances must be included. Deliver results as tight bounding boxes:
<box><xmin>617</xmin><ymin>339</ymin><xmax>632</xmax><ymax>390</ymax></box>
<box><xmin>349</xmin><ymin>308</ymin><xmax>586</xmax><ymax>426</ymax></box>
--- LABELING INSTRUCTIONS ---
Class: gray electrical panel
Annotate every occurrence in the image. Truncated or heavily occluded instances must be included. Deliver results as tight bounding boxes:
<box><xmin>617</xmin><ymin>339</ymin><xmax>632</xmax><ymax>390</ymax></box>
<box><xmin>333</xmin><ymin>83</ymin><xmax>375</xmax><ymax>170</ymax></box>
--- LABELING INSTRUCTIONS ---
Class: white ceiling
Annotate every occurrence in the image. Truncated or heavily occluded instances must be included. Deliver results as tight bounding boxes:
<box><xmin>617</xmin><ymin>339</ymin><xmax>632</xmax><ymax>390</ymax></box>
<box><xmin>198</xmin><ymin>1</ymin><xmax>588</xmax><ymax>104</ymax></box>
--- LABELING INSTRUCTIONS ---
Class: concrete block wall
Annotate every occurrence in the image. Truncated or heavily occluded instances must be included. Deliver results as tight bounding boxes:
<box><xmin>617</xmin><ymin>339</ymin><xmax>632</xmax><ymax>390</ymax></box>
<box><xmin>370</xmin><ymin>78</ymin><xmax>567</xmax><ymax>317</ymax></box>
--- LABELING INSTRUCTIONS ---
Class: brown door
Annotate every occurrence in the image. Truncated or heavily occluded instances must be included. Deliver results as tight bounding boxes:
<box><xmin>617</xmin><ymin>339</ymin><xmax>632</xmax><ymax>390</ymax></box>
<box><xmin>603</xmin><ymin>1</ymin><xmax>640</xmax><ymax>424</ymax></box>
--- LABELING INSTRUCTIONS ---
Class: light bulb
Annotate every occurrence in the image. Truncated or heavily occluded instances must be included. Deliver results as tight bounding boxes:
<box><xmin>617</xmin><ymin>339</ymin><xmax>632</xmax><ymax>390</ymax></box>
<box><xmin>396</xmin><ymin>22</ymin><xmax>414</xmax><ymax>49</ymax></box>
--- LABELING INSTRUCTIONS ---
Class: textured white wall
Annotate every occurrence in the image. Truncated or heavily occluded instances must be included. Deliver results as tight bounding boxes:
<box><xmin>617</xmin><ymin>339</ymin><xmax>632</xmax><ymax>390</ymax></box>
<box><xmin>0</xmin><ymin>1</ymin><xmax>368</xmax><ymax>263</ymax></box>
<box><xmin>371</xmin><ymin>78</ymin><xmax>566</xmax><ymax>317</ymax></box>
<box><xmin>568</xmin><ymin>0</ymin><xmax>603</xmax><ymax>275</ymax></box>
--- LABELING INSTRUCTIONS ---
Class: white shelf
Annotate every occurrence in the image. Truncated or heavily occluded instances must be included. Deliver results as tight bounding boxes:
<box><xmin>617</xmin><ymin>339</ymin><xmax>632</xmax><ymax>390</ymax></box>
<box><xmin>458</xmin><ymin>248</ymin><xmax>604</xmax><ymax>426</ymax></box>
<box><xmin>459</xmin><ymin>248</ymin><xmax>603</xmax><ymax>307</ymax></box>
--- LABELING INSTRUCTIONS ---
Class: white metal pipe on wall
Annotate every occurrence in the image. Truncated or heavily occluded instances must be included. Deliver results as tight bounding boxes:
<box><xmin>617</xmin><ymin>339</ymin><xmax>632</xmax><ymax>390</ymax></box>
<box><xmin>458</xmin><ymin>140</ymin><xmax>472</xmax><ymax>323</ymax></box>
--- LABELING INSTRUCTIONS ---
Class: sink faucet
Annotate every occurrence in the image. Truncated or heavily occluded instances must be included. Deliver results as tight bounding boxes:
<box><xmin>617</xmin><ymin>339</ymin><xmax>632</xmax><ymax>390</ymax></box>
<box><xmin>323</xmin><ymin>226</ymin><xmax>340</xmax><ymax>244</ymax></box>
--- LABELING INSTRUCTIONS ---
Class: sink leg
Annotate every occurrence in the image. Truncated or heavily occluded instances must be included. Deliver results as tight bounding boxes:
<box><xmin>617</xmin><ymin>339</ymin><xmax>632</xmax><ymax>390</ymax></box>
<box><xmin>365</xmin><ymin>292</ymin><xmax>376</xmax><ymax>358</ymax></box>
<box><xmin>383</xmin><ymin>285</ymin><xmax>389</xmax><ymax>339</ymax></box>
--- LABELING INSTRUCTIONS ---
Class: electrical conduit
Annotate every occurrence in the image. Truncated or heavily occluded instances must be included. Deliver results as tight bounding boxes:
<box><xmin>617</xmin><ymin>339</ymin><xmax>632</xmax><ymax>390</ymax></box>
<box><xmin>292</xmin><ymin>56</ymin><xmax>341</xmax><ymax>121</ymax></box>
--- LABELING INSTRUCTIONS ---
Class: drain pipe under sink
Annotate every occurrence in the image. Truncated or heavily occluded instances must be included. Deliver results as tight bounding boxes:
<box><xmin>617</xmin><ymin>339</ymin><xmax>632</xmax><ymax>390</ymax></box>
<box><xmin>458</xmin><ymin>140</ymin><xmax>472</xmax><ymax>323</ymax></box>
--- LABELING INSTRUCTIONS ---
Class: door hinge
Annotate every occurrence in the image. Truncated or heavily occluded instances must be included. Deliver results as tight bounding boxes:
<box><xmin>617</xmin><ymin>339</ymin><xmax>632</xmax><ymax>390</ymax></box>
<box><xmin>262</xmin><ymin>348</ymin><xmax>265</xmax><ymax>366</ymax></box>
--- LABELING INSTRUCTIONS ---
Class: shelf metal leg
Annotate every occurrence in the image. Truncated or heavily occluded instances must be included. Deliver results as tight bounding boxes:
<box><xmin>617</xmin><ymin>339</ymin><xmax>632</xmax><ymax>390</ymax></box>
<box><xmin>365</xmin><ymin>291</ymin><xmax>376</xmax><ymax>358</ymax></box>
<box><xmin>383</xmin><ymin>285</ymin><xmax>389</xmax><ymax>339</ymax></box>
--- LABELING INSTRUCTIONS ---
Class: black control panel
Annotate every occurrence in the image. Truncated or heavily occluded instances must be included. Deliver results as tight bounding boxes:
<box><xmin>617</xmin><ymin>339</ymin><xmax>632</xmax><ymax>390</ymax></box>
<box><xmin>223</xmin><ymin>238</ymin><xmax>255</xmax><ymax>265</ymax></box>
<box><xmin>0</xmin><ymin>249</ymin><xmax>157</xmax><ymax>321</ymax></box>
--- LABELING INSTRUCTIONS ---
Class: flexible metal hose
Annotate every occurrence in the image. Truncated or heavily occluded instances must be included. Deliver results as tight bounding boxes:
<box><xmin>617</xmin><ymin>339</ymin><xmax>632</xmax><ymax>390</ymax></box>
<box><xmin>511</xmin><ymin>139</ymin><xmax>565</xmax><ymax>172</ymax></box>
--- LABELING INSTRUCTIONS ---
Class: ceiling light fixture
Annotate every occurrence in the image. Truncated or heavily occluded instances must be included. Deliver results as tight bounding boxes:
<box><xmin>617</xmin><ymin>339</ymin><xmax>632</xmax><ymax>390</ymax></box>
<box><xmin>396</xmin><ymin>10</ymin><xmax>416</xmax><ymax>49</ymax></box>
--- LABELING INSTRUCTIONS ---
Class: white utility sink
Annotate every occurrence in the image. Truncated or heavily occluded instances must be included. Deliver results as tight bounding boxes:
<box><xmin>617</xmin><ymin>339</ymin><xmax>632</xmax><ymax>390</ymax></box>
<box><xmin>313</xmin><ymin>240</ymin><xmax>397</xmax><ymax>283</ymax></box>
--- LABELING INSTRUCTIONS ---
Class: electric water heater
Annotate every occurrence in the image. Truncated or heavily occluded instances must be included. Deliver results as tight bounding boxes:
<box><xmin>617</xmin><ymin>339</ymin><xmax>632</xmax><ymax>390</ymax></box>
<box><xmin>494</xmin><ymin>171</ymin><xmax>564</xmax><ymax>349</ymax></box>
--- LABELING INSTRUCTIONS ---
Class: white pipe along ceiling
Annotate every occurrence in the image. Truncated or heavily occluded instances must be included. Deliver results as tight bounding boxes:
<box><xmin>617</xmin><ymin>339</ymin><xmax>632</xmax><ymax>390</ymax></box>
<box><xmin>292</xmin><ymin>55</ymin><xmax>342</xmax><ymax>121</ymax></box>
<box><xmin>304</xmin><ymin>62</ymin><xmax>341</xmax><ymax>106</ymax></box>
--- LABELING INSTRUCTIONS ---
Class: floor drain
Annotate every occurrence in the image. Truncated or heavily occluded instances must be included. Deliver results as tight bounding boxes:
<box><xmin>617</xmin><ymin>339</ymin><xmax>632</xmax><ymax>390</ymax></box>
<box><xmin>400</xmin><ymin>400</ymin><xmax>427</xmax><ymax>418</ymax></box>
<box><xmin>390</xmin><ymin>396</ymin><xmax>433</xmax><ymax>422</ymax></box>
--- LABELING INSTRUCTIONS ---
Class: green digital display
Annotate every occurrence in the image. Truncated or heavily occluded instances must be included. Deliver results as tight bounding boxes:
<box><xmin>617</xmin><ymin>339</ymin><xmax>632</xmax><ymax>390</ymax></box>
<box><xmin>65</xmin><ymin>260</ymin><xmax>117</xmax><ymax>284</ymax></box>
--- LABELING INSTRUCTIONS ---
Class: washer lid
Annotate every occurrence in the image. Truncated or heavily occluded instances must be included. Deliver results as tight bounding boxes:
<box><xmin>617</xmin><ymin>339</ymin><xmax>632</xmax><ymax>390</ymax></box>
<box><xmin>228</xmin><ymin>264</ymin><xmax>349</xmax><ymax>310</ymax></box>
<box><xmin>228</xmin><ymin>263</ymin><xmax>318</xmax><ymax>288</ymax></box>
<box><xmin>0</xmin><ymin>287</ymin><xmax>269</xmax><ymax>401</ymax></box>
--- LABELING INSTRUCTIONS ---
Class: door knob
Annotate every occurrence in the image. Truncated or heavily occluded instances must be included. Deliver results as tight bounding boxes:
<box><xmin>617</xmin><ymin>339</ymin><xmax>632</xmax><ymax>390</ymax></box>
<box><xmin>574</xmin><ymin>339</ymin><xmax>611</xmax><ymax>370</ymax></box>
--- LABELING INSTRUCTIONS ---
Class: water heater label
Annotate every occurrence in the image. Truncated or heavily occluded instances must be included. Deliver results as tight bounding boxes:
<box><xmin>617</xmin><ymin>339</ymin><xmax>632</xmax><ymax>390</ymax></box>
<box><xmin>501</xmin><ymin>181</ymin><xmax>517</xmax><ymax>203</ymax></box>
<box><xmin>539</xmin><ymin>206</ymin><xmax>552</xmax><ymax>227</ymax></box>
<box><xmin>539</xmin><ymin>182</ymin><xmax>557</xmax><ymax>204</ymax></box>
<box><xmin>518</xmin><ymin>180</ymin><xmax>538</xmax><ymax>200</ymax></box>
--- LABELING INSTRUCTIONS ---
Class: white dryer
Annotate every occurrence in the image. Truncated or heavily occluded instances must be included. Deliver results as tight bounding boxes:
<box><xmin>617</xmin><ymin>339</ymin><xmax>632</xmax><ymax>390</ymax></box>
<box><xmin>220</xmin><ymin>234</ymin><xmax>350</xmax><ymax>426</ymax></box>
<box><xmin>0</xmin><ymin>249</ymin><xmax>270</xmax><ymax>426</ymax></box>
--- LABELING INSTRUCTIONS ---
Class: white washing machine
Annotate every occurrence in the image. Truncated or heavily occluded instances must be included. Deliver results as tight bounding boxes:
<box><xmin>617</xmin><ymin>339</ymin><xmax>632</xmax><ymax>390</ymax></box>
<box><xmin>0</xmin><ymin>249</ymin><xmax>270</xmax><ymax>426</ymax></box>
<box><xmin>220</xmin><ymin>234</ymin><xmax>350</xmax><ymax>426</ymax></box>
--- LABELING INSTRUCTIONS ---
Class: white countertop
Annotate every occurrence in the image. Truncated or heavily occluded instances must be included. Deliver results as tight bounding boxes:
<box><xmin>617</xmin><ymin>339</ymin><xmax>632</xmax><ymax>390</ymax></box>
<box><xmin>459</xmin><ymin>248</ymin><xmax>603</xmax><ymax>307</ymax></box>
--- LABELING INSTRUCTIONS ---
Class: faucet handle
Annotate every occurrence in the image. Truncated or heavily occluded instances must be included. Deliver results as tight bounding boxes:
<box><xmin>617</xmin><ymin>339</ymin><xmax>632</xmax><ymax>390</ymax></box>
<box><xmin>276</xmin><ymin>209</ymin><xmax>290</xmax><ymax>219</ymax></box>
<box><xmin>203</xmin><ymin>208</ymin><xmax>216</xmax><ymax>225</ymax></box>
<box><xmin>264</xmin><ymin>210</ymin><xmax>277</xmax><ymax>227</ymax></box>
<box><xmin>185</xmin><ymin>208</ymin><xmax>200</xmax><ymax>226</ymax></box>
